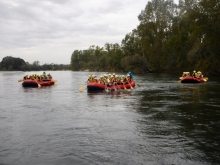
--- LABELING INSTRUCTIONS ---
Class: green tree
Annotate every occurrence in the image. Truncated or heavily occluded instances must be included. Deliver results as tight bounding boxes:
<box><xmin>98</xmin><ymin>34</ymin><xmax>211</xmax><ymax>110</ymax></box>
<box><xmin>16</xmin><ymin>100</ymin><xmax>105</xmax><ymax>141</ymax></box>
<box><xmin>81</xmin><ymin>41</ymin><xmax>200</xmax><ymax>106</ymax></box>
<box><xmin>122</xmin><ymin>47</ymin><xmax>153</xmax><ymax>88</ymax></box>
<box><xmin>1</xmin><ymin>56</ymin><xmax>26</xmax><ymax>71</ymax></box>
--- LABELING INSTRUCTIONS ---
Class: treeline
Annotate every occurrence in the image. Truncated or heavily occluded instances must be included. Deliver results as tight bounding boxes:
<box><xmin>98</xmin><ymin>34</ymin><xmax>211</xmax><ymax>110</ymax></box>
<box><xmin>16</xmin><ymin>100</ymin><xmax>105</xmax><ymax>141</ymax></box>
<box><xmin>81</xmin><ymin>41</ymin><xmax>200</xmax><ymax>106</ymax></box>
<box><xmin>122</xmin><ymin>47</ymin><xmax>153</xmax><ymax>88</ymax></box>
<box><xmin>0</xmin><ymin>56</ymin><xmax>70</xmax><ymax>71</ymax></box>
<box><xmin>71</xmin><ymin>0</ymin><xmax>220</xmax><ymax>74</ymax></box>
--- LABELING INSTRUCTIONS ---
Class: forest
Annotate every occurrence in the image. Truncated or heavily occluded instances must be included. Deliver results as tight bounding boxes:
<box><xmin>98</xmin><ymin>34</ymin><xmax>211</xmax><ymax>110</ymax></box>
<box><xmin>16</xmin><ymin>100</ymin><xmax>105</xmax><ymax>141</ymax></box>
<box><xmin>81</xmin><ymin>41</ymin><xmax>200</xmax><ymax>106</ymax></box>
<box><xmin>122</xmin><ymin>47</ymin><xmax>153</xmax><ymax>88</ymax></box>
<box><xmin>70</xmin><ymin>0</ymin><xmax>220</xmax><ymax>75</ymax></box>
<box><xmin>0</xmin><ymin>56</ymin><xmax>70</xmax><ymax>71</ymax></box>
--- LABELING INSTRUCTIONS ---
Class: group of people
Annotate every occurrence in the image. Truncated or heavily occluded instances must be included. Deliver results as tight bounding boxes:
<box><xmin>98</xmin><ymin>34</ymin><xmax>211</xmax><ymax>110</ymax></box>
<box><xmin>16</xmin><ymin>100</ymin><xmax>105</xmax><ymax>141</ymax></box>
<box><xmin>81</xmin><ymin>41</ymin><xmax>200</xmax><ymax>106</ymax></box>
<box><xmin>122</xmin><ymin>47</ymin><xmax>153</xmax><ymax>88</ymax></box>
<box><xmin>182</xmin><ymin>70</ymin><xmax>203</xmax><ymax>79</ymax></box>
<box><xmin>23</xmin><ymin>72</ymin><xmax>52</xmax><ymax>81</ymax></box>
<box><xmin>87</xmin><ymin>72</ymin><xmax>133</xmax><ymax>86</ymax></box>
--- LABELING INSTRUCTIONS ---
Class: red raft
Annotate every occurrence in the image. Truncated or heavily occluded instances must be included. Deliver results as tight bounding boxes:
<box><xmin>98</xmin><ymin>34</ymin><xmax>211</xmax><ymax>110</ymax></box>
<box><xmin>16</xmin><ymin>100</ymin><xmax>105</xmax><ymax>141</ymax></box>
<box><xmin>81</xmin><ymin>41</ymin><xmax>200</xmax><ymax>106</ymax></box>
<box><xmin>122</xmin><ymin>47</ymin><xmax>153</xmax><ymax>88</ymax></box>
<box><xmin>22</xmin><ymin>79</ymin><xmax>55</xmax><ymax>87</ymax></box>
<box><xmin>87</xmin><ymin>80</ymin><xmax>135</xmax><ymax>91</ymax></box>
<box><xmin>180</xmin><ymin>76</ymin><xmax>206</xmax><ymax>83</ymax></box>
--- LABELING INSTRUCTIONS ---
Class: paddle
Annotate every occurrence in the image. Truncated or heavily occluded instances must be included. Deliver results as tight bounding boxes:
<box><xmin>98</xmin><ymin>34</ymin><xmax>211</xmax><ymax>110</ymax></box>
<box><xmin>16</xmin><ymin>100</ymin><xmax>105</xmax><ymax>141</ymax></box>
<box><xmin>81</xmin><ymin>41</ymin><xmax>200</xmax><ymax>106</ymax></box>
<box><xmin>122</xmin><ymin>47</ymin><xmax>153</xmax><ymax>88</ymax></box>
<box><xmin>52</xmin><ymin>79</ymin><xmax>57</xmax><ymax>82</ymax></box>
<box><xmin>104</xmin><ymin>83</ymin><xmax>110</xmax><ymax>92</ymax></box>
<box><xmin>123</xmin><ymin>83</ymin><xmax>127</xmax><ymax>90</ymax></box>
<box><xmin>203</xmin><ymin>77</ymin><xmax>208</xmax><ymax>82</ymax></box>
<box><xmin>115</xmin><ymin>83</ymin><xmax>121</xmax><ymax>91</ymax></box>
<box><xmin>18</xmin><ymin>79</ymin><xmax>23</xmax><ymax>82</ymax></box>
<box><xmin>126</xmin><ymin>78</ymin><xmax>133</xmax><ymax>89</ymax></box>
<box><xmin>137</xmin><ymin>83</ymin><xmax>141</xmax><ymax>87</ymax></box>
<box><xmin>79</xmin><ymin>85</ymin><xmax>84</xmax><ymax>92</ymax></box>
<box><xmin>178</xmin><ymin>76</ymin><xmax>183</xmax><ymax>82</ymax></box>
<box><xmin>128</xmin><ymin>82</ymin><xmax>133</xmax><ymax>89</ymax></box>
<box><xmin>105</xmin><ymin>87</ymin><xmax>110</xmax><ymax>92</ymax></box>
<box><xmin>35</xmin><ymin>79</ymin><xmax>41</xmax><ymax>88</ymax></box>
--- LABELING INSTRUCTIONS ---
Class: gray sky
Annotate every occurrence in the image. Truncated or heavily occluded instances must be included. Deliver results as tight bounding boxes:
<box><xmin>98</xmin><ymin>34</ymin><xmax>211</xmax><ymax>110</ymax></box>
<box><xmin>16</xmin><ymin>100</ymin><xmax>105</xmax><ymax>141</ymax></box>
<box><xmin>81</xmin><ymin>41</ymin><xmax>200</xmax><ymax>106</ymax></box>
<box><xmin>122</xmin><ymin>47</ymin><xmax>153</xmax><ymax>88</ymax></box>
<box><xmin>0</xmin><ymin>0</ymin><xmax>148</xmax><ymax>64</ymax></box>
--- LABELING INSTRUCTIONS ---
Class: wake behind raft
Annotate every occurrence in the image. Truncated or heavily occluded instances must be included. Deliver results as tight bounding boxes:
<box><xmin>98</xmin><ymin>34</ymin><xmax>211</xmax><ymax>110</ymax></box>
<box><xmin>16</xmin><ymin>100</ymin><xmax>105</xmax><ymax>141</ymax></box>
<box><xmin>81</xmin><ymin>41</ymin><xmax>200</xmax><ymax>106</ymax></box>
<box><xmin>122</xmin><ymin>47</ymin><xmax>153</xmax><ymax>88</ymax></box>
<box><xmin>86</xmin><ymin>72</ymin><xmax>135</xmax><ymax>92</ymax></box>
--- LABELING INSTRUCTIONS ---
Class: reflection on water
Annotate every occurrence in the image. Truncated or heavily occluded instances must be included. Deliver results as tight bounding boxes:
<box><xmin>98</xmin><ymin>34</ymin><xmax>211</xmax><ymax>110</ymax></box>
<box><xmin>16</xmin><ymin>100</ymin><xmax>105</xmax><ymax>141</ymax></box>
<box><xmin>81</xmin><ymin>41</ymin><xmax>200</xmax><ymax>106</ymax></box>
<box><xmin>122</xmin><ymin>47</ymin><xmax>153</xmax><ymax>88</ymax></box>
<box><xmin>179</xmin><ymin>83</ymin><xmax>208</xmax><ymax>102</ymax></box>
<box><xmin>135</xmin><ymin>74</ymin><xmax>220</xmax><ymax>164</ymax></box>
<box><xmin>0</xmin><ymin>71</ymin><xmax>220</xmax><ymax>165</ymax></box>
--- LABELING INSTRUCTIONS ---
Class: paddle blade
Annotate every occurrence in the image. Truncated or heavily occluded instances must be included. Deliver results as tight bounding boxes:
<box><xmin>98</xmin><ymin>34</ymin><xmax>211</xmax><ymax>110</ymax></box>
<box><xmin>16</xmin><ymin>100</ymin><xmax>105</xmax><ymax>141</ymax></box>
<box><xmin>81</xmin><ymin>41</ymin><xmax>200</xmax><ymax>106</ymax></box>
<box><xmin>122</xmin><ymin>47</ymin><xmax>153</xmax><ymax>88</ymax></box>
<box><xmin>38</xmin><ymin>84</ymin><xmax>41</xmax><ymax>88</ymax></box>
<box><xmin>137</xmin><ymin>84</ymin><xmax>141</xmax><ymax>87</ymax></box>
<box><xmin>18</xmin><ymin>79</ymin><xmax>23</xmax><ymax>82</ymax></box>
<box><xmin>79</xmin><ymin>85</ymin><xmax>84</xmax><ymax>91</ymax></box>
<box><xmin>52</xmin><ymin>79</ymin><xmax>57</xmax><ymax>82</ymax></box>
<box><xmin>203</xmin><ymin>77</ymin><xmax>208</xmax><ymax>82</ymax></box>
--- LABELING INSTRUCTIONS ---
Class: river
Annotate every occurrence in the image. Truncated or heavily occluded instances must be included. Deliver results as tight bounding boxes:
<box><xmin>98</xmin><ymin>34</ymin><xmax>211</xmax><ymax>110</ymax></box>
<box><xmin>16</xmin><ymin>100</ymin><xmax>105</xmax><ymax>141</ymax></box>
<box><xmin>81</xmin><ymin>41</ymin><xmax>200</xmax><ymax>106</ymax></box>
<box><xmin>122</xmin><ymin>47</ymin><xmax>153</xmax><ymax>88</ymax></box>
<box><xmin>0</xmin><ymin>71</ymin><xmax>219</xmax><ymax>165</ymax></box>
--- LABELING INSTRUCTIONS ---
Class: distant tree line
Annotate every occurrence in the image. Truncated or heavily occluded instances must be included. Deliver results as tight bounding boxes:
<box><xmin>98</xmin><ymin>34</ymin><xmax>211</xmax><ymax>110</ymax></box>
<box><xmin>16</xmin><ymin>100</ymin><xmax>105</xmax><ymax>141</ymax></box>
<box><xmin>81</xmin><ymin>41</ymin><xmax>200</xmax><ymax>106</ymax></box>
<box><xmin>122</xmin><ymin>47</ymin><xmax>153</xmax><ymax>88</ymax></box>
<box><xmin>71</xmin><ymin>0</ymin><xmax>220</xmax><ymax>74</ymax></box>
<box><xmin>0</xmin><ymin>56</ymin><xmax>70</xmax><ymax>71</ymax></box>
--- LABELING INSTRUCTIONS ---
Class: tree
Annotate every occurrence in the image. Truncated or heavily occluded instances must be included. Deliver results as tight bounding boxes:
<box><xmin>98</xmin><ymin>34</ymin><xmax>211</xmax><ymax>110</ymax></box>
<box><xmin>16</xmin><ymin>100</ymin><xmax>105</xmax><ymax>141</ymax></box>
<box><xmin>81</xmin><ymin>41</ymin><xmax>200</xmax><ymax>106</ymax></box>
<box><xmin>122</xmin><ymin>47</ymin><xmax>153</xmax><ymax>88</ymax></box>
<box><xmin>0</xmin><ymin>56</ymin><xmax>26</xmax><ymax>71</ymax></box>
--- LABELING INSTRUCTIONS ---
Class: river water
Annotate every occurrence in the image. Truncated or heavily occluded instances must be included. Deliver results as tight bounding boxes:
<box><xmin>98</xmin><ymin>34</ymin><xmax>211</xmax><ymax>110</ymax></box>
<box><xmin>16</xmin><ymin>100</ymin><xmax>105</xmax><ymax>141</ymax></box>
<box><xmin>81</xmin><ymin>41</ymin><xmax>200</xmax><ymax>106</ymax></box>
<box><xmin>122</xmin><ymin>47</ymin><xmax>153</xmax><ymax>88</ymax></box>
<box><xmin>0</xmin><ymin>71</ymin><xmax>219</xmax><ymax>165</ymax></box>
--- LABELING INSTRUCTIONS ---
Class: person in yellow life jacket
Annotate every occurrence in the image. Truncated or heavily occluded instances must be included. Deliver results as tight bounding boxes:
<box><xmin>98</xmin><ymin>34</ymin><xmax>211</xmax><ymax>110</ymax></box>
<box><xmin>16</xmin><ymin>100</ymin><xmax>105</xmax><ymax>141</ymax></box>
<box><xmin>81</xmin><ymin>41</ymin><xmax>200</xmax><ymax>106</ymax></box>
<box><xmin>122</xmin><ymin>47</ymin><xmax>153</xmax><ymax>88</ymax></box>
<box><xmin>113</xmin><ymin>75</ymin><xmax>118</xmax><ymax>84</ymax></box>
<box><xmin>91</xmin><ymin>75</ymin><xmax>98</xmax><ymax>83</ymax></box>
<box><xmin>99</xmin><ymin>75</ymin><xmax>104</xmax><ymax>84</ymax></box>
<box><xmin>192</xmin><ymin>70</ymin><xmax>197</xmax><ymax>78</ymax></box>
<box><xmin>197</xmin><ymin>71</ymin><xmax>203</xmax><ymax>79</ymax></box>
<box><xmin>109</xmin><ymin>75</ymin><xmax>115</xmax><ymax>85</ymax></box>
<box><xmin>120</xmin><ymin>75</ymin><xmax>127</xmax><ymax>84</ymax></box>
<box><xmin>112</xmin><ymin>73</ymin><xmax>115</xmax><ymax>78</ymax></box>
<box><xmin>41</xmin><ymin>72</ymin><xmax>46</xmax><ymax>79</ymax></box>
<box><xmin>39</xmin><ymin>75</ymin><xmax>43</xmax><ymax>81</ymax></box>
<box><xmin>36</xmin><ymin>75</ymin><xmax>40</xmax><ymax>81</ymax></box>
<box><xmin>87</xmin><ymin>75</ymin><xmax>92</xmax><ymax>82</ymax></box>
<box><xmin>102</xmin><ymin>74</ymin><xmax>107</xmax><ymax>85</ymax></box>
<box><xmin>108</xmin><ymin>74</ymin><xmax>111</xmax><ymax>82</ymax></box>
<box><xmin>182</xmin><ymin>72</ymin><xmax>187</xmax><ymax>77</ymax></box>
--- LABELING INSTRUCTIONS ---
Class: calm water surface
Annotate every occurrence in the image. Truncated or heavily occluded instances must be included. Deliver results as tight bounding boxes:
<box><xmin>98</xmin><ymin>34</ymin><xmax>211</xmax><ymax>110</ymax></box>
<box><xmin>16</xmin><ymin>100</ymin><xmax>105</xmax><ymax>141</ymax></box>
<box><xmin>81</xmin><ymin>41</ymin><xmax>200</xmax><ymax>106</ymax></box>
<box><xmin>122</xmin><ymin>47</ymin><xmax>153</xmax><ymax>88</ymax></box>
<box><xmin>0</xmin><ymin>71</ymin><xmax>220</xmax><ymax>165</ymax></box>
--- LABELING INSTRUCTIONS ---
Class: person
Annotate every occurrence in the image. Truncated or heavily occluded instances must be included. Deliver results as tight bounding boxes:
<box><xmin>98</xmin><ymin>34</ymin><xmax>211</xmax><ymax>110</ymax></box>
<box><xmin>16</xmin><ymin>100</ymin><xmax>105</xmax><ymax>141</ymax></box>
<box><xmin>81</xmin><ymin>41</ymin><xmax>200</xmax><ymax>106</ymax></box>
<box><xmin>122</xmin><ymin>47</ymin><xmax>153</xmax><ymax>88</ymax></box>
<box><xmin>91</xmin><ymin>75</ymin><xmax>98</xmax><ymax>83</ymax></box>
<box><xmin>127</xmin><ymin>71</ymin><xmax>133</xmax><ymax>80</ymax></box>
<box><xmin>99</xmin><ymin>75</ymin><xmax>105</xmax><ymax>84</ymax></box>
<box><xmin>197</xmin><ymin>71</ymin><xmax>203</xmax><ymax>79</ymax></box>
<box><xmin>42</xmin><ymin>72</ymin><xmax>46</xmax><ymax>77</ymax></box>
<box><xmin>121</xmin><ymin>75</ymin><xmax>128</xmax><ymax>84</ymax></box>
<box><xmin>113</xmin><ymin>75</ymin><xmax>119</xmax><ymax>84</ymax></box>
<box><xmin>182</xmin><ymin>72</ymin><xmax>187</xmax><ymax>77</ymax></box>
<box><xmin>192</xmin><ymin>70</ymin><xmax>197</xmax><ymax>78</ymax></box>
<box><xmin>126</xmin><ymin>75</ymin><xmax>131</xmax><ymax>82</ymax></box>
<box><xmin>47</xmin><ymin>74</ymin><xmax>52</xmax><ymax>79</ymax></box>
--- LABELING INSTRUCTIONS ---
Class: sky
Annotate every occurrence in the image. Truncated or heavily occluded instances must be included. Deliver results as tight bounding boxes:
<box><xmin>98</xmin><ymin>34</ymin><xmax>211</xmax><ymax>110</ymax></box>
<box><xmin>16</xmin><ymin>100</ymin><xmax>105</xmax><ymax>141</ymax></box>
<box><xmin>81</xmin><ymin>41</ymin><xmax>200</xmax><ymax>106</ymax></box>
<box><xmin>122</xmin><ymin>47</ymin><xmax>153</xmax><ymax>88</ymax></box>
<box><xmin>0</xmin><ymin>0</ymin><xmax>149</xmax><ymax>65</ymax></box>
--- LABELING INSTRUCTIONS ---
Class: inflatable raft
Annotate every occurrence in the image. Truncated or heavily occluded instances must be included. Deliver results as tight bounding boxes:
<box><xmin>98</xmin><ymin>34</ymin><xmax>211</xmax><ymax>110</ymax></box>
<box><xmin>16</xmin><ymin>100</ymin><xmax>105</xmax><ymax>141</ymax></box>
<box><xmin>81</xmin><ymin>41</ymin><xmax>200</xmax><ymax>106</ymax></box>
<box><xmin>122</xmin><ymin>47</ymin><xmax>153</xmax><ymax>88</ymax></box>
<box><xmin>87</xmin><ymin>80</ymin><xmax>135</xmax><ymax>91</ymax></box>
<box><xmin>22</xmin><ymin>79</ymin><xmax>55</xmax><ymax>87</ymax></box>
<box><xmin>180</xmin><ymin>76</ymin><xmax>207</xmax><ymax>83</ymax></box>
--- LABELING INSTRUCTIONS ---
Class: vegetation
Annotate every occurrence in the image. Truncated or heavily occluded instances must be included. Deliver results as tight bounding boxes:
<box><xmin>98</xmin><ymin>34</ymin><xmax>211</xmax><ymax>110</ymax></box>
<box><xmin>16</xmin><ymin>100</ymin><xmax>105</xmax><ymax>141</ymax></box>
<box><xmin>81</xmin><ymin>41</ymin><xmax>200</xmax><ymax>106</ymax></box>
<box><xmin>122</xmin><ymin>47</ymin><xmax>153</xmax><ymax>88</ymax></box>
<box><xmin>0</xmin><ymin>56</ymin><xmax>70</xmax><ymax>71</ymax></box>
<box><xmin>71</xmin><ymin>0</ymin><xmax>220</xmax><ymax>74</ymax></box>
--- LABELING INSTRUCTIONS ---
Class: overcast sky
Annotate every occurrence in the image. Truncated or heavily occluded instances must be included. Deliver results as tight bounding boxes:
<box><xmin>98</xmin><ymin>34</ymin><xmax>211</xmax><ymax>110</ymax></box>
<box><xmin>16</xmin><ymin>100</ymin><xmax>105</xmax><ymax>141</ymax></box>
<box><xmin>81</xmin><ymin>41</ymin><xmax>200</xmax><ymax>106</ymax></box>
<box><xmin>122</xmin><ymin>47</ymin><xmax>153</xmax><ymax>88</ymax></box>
<box><xmin>0</xmin><ymin>0</ymin><xmax>149</xmax><ymax>64</ymax></box>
